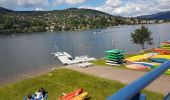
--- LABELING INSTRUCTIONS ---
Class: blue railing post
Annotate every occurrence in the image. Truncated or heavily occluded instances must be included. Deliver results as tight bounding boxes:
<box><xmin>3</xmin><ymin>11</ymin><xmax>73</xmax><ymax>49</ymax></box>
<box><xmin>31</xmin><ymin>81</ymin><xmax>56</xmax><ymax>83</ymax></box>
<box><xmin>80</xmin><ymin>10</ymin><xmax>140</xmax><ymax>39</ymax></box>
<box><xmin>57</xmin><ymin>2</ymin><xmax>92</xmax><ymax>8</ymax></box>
<box><xmin>107</xmin><ymin>60</ymin><xmax>170</xmax><ymax>100</ymax></box>
<box><xmin>164</xmin><ymin>92</ymin><xmax>170</xmax><ymax>100</ymax></box>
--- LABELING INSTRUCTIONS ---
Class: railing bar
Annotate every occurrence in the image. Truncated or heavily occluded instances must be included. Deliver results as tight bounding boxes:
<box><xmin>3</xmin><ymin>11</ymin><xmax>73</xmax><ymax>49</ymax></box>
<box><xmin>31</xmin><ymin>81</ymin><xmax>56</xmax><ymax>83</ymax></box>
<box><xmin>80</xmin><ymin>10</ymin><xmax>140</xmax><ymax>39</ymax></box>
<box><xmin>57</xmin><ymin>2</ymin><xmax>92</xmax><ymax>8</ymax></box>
<box><xmin>107</xmin><ymin>60</ymin><xmax>170</xmax><ymax>100</ymax></box>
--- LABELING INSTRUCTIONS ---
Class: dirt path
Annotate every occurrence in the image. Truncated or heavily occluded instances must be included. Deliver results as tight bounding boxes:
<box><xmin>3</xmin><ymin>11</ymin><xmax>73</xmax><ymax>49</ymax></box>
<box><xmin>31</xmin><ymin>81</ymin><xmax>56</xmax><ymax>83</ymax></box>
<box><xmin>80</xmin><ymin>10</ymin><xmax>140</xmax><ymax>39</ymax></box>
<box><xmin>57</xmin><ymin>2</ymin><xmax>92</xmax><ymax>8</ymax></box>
<box><xmin>66</xmin><ymin>65</ymin><xmax>170</xmax><ymax>95</ymax></box>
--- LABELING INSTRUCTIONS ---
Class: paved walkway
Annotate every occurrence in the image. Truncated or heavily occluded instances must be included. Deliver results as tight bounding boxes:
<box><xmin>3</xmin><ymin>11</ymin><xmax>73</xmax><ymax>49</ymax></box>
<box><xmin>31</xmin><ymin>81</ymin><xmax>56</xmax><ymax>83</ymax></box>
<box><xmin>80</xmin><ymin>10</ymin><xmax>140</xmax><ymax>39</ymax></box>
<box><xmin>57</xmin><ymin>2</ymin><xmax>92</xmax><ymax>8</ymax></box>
<box><xmin>66</xmin><ymin>65</ymin><xmax>170</xmax><ymax>95</ymax></box>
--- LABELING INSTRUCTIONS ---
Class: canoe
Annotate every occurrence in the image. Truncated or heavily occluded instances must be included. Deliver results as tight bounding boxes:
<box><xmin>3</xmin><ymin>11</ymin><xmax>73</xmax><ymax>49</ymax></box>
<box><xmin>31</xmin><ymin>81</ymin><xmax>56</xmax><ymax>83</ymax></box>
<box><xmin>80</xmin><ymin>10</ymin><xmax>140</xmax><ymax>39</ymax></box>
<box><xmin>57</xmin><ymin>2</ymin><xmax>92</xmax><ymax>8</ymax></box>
<box><xmin>161</xmin><ymin>44</ymin><xmax>170</xmax><ymax>47</ymax></box>
<box><xmin>106</xmin><ymin>63</ymin><xmax>119</xmax><ymax>66</ymax></box>
<box><xmin>133</xmin><ymin>62</ymin><xmax>156</xmax><ymax>69</ymax></box>
<box><xmin>125</xmin><ymin>54</ymin><xmax>153</xmax><ymax>62</ymax></box>
<box><xmin>151</xmin><ymin>55</ymin><xmax>170</xmax><ymax>59</ymax></box>
<box><xmin>106</xmin><ymin>54</ymin><xmax>124</xmax><ymax>57</ymax></box>
<box><xmin>126</xmin><ymin>64</ymin><xmax>148</xmax><ymax>70</ymax></box>
<box><xmin>105</xmin><ymin>56</ymin><xmax>124</xmax><ymax>59</ymax></box>
<box><xmin>106</xmin><ymin>60</ymin><xmax>118</xmax><ymax>63</ymax></box>
<box><xmin>57</xmin><ymin>88</ymin><xmax>83</xmax><ymax>100</ymax></box>
<box><xmin>161</xmin><ymin>42</ymin><xmax>170</xmax><ymax>44</ymax></box>
<box><xmin>70</xmin><ymin>92</ymin><xmax>88</xmax><ymax>100</ymax></box>
<box><xmin>106</xmin><ymin>54</ymin><xmax>123</xmax><ymax>57</ymax></box>
<box><xmin>161</xmin><ymin>47</ymin><xmax>170</xmax><ymax>49</ymax></box>
<box><xmin>105</xmin><ymin>59</ymin><xmax>123</xmax><ymax>62</ymax></box>
<box><xmin>152</xmin><ymin>48</ymin><xmax>170</xmax><ymax>54</ymax></box>
<box><xmin>105</xmin><ymin>49</ymin><xmax>125</xmax><ymax>54</ymax></box>
<box><xmin>149</xmin><ymin>58</ymin><xmax>168</xmax><ymax>63</ymax></box>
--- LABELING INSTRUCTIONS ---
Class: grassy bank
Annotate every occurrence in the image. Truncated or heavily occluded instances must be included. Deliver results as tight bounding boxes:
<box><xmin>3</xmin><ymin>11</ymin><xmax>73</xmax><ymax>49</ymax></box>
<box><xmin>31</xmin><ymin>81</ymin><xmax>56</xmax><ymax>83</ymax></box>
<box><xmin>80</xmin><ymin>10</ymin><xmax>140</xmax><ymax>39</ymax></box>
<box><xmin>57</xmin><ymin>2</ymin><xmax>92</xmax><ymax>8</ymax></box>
<box><xmin>0</xmin><ymin>69</ymin><xmax>164</xmax><ymax>100</ymax></box>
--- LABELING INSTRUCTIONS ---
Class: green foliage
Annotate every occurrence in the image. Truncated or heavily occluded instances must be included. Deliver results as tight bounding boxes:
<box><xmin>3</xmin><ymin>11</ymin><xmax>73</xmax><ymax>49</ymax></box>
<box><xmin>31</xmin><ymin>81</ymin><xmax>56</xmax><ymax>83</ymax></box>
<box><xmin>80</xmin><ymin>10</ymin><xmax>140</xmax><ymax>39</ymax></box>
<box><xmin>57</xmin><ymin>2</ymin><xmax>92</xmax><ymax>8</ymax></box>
<box><xmin>0</xmin><ymin>69</ymin><xmax>164</xmax><ymax>100</ymax></box>
<box><xmin>131</xmin><ymin>25</ymin><xmax>153</xmax><ymax>49</ymax></box>
<box><xmin>0</xmin><ymin>8</ymin><xmax>145</xmax><ymax>34</ymax></box>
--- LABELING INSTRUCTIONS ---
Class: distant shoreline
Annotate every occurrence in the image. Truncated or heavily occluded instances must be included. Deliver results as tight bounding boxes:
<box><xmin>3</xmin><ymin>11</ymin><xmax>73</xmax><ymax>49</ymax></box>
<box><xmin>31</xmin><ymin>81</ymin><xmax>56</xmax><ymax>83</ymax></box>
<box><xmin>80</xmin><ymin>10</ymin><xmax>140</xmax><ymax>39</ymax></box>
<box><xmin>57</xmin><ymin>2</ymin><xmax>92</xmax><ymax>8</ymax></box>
<box><xmin>0</xmin><ymin>23</ymin><xmax>168</xmax><ymax>35</ymax></box>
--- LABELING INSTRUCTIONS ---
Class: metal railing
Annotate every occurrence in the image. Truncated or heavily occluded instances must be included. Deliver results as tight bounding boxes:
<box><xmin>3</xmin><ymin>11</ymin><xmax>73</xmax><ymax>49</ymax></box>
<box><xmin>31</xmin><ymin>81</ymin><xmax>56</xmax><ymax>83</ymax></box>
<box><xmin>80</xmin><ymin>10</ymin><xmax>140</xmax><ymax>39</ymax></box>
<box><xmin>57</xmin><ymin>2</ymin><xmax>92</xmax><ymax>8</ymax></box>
<box><xmin>107</xmin><ymin>61</ymin><xmax>170</xmax><ymax>100</ymax></box>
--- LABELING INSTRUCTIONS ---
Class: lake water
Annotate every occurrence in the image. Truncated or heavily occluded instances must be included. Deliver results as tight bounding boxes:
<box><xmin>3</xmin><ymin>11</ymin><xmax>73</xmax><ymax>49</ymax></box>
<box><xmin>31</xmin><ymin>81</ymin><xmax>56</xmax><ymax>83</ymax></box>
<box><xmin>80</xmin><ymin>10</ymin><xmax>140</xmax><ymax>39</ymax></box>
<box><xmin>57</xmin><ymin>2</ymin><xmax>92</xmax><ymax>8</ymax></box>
<box><xmin>0</xmin><ymin>24</ymin><xmax>170</xmax><ymax>83</ymax></box>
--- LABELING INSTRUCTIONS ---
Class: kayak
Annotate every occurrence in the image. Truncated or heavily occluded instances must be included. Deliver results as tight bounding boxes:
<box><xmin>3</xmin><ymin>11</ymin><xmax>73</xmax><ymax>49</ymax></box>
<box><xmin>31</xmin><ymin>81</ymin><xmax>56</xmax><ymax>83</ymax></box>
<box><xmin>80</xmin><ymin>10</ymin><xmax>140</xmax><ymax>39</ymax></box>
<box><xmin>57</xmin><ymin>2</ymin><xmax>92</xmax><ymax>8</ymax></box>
<box><xmin>70</xmin><ymin>92</ymin><xmax>88</xmax><ymax>100</ymax></box>
<box><xmin>106</xmin><ymin>60</ymin><xmax>119</xmax><ymax>63</ymax></box>
<box><xmin>126</xmin><ymin>64</ymin><xmax>148</xmax><ymax>70</ymax></box>
<box><xmin>161</xmin><ymin>47</ymin><xmax>170</xmax><ymax>49</ymax></box>
<box><xmin>105</xmin><ymin>56</ymin><xmax>124</xmax><ymax>59</ymax></box>
<box><xmin>105</xmin><ymin>49</ymin><xmax>125</xmax><ymax>54</ymax></box>
<box><xmin>133</xmin><ymin>62</ymin><xmax>156</xmax><ymax>69</ymax></box>
<box><xmin>149</xmin><ymin>58</ymin><xmax>169</xmax><ymax>63</ymax></box>
<box><xmin>151</xmin><ymin>55</ymin><xmax>170</xmax><ymax>59</ymax></box>
<box><xmin>57</xmin><ymin>88</ymin><xmax>83</xmax><ymax>100</ymax></box>
<box><xmin>106</xmin><ymin>59</ymin><xmax>124</xmax><ymax>61</ymax></box>
<box><xmin>161</xmin><ymin>42</ymin><xmax>170</xmax><ymax>44</ymax></box>
<box><xmin>125</xmin><ymin>54</ymin><xmax>153</xmax><ymax>62</ymax></box>
<box><xmin>153</xmin><ymin>48</ymin><xmax>170</xmax><ymax>54</ymax></box>
<box><xmin>106</xmin><ymin>55</ymin><xmax>124</xmax><ymax>57</ymax></box>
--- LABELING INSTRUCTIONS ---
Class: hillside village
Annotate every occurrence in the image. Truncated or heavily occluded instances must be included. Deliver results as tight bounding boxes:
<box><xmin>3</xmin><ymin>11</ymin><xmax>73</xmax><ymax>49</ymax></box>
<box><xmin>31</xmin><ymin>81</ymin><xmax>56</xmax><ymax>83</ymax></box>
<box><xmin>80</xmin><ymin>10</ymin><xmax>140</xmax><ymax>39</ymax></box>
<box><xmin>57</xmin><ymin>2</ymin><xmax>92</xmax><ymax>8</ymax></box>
<box><xmin>0</xmin><ymin>8</ymin><xmax>164</xmax><ymax>34</ymax></box>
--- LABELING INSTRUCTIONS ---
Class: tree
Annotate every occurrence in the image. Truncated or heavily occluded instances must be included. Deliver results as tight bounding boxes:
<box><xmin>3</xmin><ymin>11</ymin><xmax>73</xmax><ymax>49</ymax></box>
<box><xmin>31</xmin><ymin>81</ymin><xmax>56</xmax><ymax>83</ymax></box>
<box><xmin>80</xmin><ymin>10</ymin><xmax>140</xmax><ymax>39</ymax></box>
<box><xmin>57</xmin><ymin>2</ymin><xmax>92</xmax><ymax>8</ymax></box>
<box><xmin>131</xmin><ymin>25</ymin><xmax>153</xmax><ymax>49</ymax></box>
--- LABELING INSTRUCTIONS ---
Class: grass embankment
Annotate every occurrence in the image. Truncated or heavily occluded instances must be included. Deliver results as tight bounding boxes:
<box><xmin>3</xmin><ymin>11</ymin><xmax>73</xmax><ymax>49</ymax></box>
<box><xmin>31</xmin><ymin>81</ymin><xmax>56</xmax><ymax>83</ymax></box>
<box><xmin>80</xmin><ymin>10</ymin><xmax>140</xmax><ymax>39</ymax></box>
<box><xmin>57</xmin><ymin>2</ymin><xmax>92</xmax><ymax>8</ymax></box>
<box><xmin>0</xmin><ymin>69</ymin><xmax>164</xmax><ymax>100</ymax></box>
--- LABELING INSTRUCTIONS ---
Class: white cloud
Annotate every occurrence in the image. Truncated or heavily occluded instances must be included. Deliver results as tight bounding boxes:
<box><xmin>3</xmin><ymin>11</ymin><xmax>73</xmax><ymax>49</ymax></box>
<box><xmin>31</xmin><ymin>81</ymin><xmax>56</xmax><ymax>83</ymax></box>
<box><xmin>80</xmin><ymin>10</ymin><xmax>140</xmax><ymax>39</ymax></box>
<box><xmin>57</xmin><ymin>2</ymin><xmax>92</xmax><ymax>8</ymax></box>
<box><xmin>105</xmin><ymin>0</ymin><xmax>122</xmax><ymax>7</ymax></box>
<box><xmin>17</xmin><ymin>0</ymin><xmax>49</xmax><ymax>7</ymax></box>
<box><xmin>35</xmin><ymin>8</ymin><xmax>44</xmax><ymax>11</ymax></box>
<box><xmin>0</xmin><ymin>0</ymin><xmax>49</xmax><ymax>10</ymax></box>
<box><xmin>79</xmin><ymin>0</ymin><xmax>170</xmax><ymax>17</ymax></box>
<box><xmin>1</xmin><ymin>0</ymin><xmax>170</xmax><ymax>16</ymax></box>
<box><xmin>53</xmin><ymin>0</ymin><xmax>85</xmax><ymax>5</ymax></box>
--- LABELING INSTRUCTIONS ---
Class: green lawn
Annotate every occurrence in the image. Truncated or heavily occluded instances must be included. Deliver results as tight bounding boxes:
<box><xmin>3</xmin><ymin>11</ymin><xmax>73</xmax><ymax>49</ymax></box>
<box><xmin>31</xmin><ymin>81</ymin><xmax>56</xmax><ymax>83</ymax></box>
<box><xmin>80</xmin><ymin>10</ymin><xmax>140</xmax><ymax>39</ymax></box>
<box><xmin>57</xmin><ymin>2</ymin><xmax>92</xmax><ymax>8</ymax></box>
<box><xmin>0</xmin><ymin>69</ymin><xmax>164</xmax><ymax>100</ymax></box>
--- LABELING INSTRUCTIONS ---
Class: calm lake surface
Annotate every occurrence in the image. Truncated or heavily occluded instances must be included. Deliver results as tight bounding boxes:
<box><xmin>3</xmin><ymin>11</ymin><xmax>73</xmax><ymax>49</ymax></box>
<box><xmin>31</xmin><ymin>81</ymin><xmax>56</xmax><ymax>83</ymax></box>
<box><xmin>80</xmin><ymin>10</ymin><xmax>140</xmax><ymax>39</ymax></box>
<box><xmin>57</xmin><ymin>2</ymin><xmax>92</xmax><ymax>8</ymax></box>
<box><xmin>0</xmin><ymin>24</ymin><xmax>170</xmax><ymax>83</ymax></box>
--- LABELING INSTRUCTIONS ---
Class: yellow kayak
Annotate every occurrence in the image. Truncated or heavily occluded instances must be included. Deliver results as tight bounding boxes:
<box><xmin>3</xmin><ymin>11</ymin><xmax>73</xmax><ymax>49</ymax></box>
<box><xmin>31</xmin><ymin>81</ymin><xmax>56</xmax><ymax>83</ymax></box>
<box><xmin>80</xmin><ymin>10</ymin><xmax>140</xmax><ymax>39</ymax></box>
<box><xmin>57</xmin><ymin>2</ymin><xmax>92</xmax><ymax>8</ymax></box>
<box><xmin>125</xmin><ymin>54</ymin><xmax>153</xmax><ymax>62</ymax></box>
<box><xmin>151</xmin><ymin>55</ymin><xmax>170</xmax><ymax>59</ymax></box>
<box><xmin>70</xmin><ymin>92</ymin><xmax>88</xmax><ymax>100</ymax></box>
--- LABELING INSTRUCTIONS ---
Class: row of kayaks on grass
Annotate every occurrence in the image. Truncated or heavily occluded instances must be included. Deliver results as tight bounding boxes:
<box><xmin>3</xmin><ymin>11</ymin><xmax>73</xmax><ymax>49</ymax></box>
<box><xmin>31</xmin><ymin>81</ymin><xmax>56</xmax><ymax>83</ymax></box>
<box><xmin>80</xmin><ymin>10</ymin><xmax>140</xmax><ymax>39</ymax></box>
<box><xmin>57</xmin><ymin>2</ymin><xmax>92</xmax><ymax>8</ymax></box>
<box><xmin>57</xmin><ymin>88</ymin><xmax>88</xmax><ymax>100</ymax></box>
<box><xmin>125</xmin><ymin>54</ymin><xmax>154</xmax><ymax>62</ymax></box>
<box><xmin>126</xmin><ymin>61</ymin><xmax>170</xmax><ymax>74</ymax></box>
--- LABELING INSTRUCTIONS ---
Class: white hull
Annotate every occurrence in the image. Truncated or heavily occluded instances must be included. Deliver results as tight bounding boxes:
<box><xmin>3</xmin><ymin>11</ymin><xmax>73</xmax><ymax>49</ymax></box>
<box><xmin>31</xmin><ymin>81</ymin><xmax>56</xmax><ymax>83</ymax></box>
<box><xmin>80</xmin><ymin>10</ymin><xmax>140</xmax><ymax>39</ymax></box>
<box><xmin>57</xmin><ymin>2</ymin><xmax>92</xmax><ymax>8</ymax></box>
<box><xmin>52</xmin><ymin>52</ymin><xmax>96</xmax><ymax>65</ymax></box>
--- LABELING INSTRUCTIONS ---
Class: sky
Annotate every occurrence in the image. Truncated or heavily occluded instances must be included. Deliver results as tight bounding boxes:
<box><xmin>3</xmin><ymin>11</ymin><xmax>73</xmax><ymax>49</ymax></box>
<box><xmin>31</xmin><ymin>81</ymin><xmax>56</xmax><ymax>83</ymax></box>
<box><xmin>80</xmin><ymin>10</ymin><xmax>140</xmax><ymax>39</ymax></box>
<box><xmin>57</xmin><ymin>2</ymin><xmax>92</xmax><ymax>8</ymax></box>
<box><xmin>0</xmin><ymin>0</ymin><xmax>170</xmax><ymax>17</ymax></box>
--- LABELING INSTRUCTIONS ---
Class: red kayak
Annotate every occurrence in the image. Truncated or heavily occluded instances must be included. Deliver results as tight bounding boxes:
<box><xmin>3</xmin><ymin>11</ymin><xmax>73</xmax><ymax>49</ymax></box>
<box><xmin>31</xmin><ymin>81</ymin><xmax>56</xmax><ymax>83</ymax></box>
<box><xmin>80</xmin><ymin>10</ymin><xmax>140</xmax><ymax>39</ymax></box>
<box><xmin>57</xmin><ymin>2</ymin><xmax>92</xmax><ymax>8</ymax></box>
<box><xmin>57</xmin><ymin>88</ymin><xmax>83</xmax><ymax>100</ymax></box>
<box><xmin>153</xmin><ymin>48</ymin><xmax>170</xmax><ymax>54</ymax></box>
<box><xmin>161</xmin><ymin>42</ymin><xmax>170</xmax><ymax>44</ymax></box>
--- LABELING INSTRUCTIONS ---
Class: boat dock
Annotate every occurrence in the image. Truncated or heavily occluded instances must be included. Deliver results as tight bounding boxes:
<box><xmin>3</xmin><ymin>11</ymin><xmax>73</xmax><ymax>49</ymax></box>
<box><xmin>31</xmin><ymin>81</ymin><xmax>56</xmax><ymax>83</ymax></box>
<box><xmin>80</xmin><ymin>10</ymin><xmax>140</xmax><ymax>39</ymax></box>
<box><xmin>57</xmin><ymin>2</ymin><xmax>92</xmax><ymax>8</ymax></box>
<box><xmin>52</xmin><ymin>52</ymin><xmax>96</xmax><ymax>65</ymax></box>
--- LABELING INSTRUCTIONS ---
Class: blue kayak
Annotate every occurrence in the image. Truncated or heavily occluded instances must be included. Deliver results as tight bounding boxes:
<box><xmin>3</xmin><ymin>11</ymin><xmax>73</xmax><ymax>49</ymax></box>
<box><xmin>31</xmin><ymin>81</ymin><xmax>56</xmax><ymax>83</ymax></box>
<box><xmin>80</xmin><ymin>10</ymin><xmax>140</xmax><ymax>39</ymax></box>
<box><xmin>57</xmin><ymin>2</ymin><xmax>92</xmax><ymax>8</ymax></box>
<box><xmin>149</xmin><ymin>58</ymin><xmax>169</xmax><ymax>63</ymax></box>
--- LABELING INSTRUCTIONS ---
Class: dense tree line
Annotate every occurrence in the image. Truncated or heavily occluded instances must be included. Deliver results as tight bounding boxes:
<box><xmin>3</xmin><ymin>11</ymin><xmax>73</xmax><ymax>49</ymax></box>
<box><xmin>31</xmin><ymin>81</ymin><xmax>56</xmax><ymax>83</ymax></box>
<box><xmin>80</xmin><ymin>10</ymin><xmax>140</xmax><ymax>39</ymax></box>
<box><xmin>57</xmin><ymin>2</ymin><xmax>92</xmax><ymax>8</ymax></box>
<box><xmin>0</xmin><ymin>8</ymin><xmax>152</xmax><ymax>34</ymax></box>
